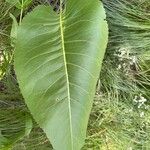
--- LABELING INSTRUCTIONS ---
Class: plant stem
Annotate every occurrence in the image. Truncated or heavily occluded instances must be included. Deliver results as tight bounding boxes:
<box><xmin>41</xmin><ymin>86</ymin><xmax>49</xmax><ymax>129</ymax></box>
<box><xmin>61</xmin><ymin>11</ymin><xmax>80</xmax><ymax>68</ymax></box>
<box><xmin>19</xmin><ymin>0</ymin><xmax>24</xmax><ymax>25</ymax></box>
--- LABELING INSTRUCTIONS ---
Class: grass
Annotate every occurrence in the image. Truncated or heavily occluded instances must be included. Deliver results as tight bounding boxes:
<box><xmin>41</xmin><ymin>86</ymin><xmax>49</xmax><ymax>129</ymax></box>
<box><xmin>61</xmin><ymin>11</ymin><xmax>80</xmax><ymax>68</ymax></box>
<box><xmin>0</xmin><ymin>0</ymin><xmax>150</xmax><ymax>149</ymax></box>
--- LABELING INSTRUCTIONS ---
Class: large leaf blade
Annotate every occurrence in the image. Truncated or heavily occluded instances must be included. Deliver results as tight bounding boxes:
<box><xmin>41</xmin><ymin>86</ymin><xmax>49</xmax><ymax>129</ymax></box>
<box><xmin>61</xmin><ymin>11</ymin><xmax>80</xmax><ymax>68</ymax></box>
<box><xmin>14</xmin><ymin>1</ymin><xmax>108</xmax><ymax>150</ymax></box>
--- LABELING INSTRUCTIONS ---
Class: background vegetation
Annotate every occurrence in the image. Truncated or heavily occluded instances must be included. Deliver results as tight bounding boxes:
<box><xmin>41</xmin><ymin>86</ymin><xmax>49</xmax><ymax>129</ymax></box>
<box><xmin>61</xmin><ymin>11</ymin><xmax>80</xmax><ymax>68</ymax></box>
<box><xmin>0</xmin><ymin>0</ymin><xmax>150</xmax><ymax>149</ymax></box>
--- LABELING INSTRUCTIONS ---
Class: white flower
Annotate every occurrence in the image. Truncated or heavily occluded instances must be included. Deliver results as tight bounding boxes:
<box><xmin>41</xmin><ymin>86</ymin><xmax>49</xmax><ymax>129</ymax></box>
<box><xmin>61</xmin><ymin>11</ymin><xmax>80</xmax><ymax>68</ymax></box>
<box><xmin>117</xmin><ymin>64</ymin><xmax>122</xmax><ymax>70</ymax></box>
<box><xmin>138</xmin><ymin>103</ymin><xmax>142</xmax><ymax>108</ymax></box>
<box><xmin>118</xmin><ymin>48</ymin><xmax>126</xmax><ymax>55</ymax></box>
<box><xmin>133</xmin><ymin>94</ymin><xmax>147</xmax><ymax>108</ymax></box>
<box><xmin>140</xmin><ymin>112</ymin><xmax>144</xmax><ymax>118</ymax></box>
<box><xmin>132</xmin><ymin>56</ymin><xmax>137</xmax><ymax>63</ymax></box>
<box><xmin>122</xmin><ymin>63</ymin><xmax>126</xmax><ymax>67</ymax></box>
<box><xmin>145</xmin><ymin>105</ymin><xmax>149</xmax><ymax>110</ymax></box>
<box><xmin>133</xmin><ymin>96</ymin><xmax>138</xmax><ymax>102</ymax></box>
<box><xmin>120</xmin><ymin>51</ymin><xmax>126</xmax><ymax>57</ymax></box>
<box><xmin>139</xmin><ymin>96</ymin><xmax>147</xmax><ymax>103</ymax></box>
<box><xmin>130</xmin><ymin>56</ymin><xmax>137</xmax><ymax>65</ymax></box>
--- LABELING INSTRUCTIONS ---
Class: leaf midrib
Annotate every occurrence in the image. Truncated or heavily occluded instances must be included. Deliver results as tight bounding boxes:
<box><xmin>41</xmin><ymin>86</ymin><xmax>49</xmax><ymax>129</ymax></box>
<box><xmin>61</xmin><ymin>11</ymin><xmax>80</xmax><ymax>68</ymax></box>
<box><xmin>59</xmin><ymin>1</ymin><xmax>74</xmax><ymax>150</ymax></box>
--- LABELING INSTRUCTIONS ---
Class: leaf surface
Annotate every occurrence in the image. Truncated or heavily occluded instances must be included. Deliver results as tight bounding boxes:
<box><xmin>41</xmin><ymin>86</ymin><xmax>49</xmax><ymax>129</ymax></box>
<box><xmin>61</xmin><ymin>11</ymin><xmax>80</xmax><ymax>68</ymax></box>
<box><xmin>14</xmin><ymin>1</ymin><xmax>108</xmax><ymax>149</ymax></box>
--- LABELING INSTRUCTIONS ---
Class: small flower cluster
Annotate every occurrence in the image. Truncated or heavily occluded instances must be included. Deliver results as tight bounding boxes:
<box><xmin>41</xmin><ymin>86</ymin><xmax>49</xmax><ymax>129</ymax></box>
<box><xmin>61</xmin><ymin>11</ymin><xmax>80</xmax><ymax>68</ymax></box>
<box><xmin>117</xmin><ymin>48</ymin><xmax>129</xmax><ymax>60</ymax></box>
<box><xmin>129</xmin><ymin>56</ymin><xmax>137</xmax><ymax>65</ymax></box>
<box><xmin>133</xmin><ymin>94</ymin><xmax>149</xmax><ymax>118</ymax></box>
<box><xmin>115</xmin><ymin>47</ymin><xmax>137</xmax><ymax>73</ymax></box>
<box><xmin>133</xmin><ymin>94</ymin><xmax>147</xmax><ymax>108</ymax></box>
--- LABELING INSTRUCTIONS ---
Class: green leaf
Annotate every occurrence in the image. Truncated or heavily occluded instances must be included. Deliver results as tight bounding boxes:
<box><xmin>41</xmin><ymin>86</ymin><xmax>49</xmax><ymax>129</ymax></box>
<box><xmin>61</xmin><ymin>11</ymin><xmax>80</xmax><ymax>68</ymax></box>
<box><xmin>23</xmin><ymin>0</ymin><xmax>32</xmax><ymax>8</ymax></box>
<box><xmin>6</xmin><ymin>0</ymin><xmax>32</xmax><ymax>9</ymax></box>
<box><xmin>10</xmin><ymin>13</ymin><xmax>18</xmax><ymax>47</ymax></box>
<box><xmin>6</xmin><ymin>0</ymin><xmax>21</xmax><ymax>9</ymax></box>
<box><xmin>14</xmin><ymin>1</ymin><xmax>108</xmax><ymax>150</ymax></box>
<box><xmin>0</xmin><ymin>110</ymin><xmax>32</xmax><ymax>149</ymax></box>
<box><xmin>0</xmin><ymin>132</ymin><xmax>9</xmax><ymax>148</ymax></box>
